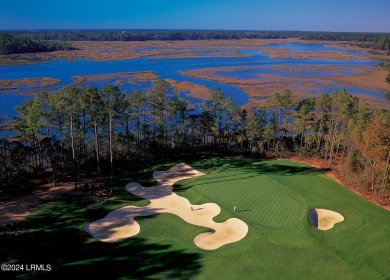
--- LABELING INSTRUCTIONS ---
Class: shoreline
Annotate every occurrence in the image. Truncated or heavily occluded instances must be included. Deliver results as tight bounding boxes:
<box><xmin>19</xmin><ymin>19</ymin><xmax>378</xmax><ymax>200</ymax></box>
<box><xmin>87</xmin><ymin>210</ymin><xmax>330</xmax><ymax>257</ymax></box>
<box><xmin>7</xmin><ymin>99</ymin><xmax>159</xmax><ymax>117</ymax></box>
<box><xmin>1</xmin><ymin>39</ymin><xmax>389</xmax><ymax>111</ymax></box>
<box><xmin>1</xmin><ymin>38</ymin><xmax>389</xmax><ymax>66</ymax></box>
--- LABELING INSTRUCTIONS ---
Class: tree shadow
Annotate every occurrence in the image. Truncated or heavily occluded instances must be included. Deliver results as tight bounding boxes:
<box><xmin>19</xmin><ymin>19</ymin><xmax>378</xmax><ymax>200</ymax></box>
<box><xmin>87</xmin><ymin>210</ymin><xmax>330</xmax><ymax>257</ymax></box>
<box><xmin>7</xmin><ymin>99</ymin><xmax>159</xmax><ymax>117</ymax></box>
<box><xmin>0</xmin><ymin>194</ymin><xmax>202</xmax><ymax>279</ymax></box>
<box><xmin>191</xmin><ymin>157</ymin><xmax>323</xmax><ymax>176</ymax></box>
<box><xmin>0</xmin><ymin>230</ymin><xmax>202</xmax><ymax>279</ymax></box>
<box><xmin>173</xmin><ymin>185</ymin><xmax>195</xmax><ymax>192</ymax></box>
<box><xmin>242</xmin><ymin>159</ymin><xmax>321</xmax><ymax>176</ymax></box>
<box><xmin>252</xmin><ymin>163</ymin><xmax>322</xmax><ymax>176</ymax></box>
<box><xmin>171</xmin><ymin>157</ymin><xmax>325</xmax><ymax>189</ymax></box>
<box><xmin>167</xmin><ymin>157</ymin><xmax>325</xmax><ymax>192</ymax></box>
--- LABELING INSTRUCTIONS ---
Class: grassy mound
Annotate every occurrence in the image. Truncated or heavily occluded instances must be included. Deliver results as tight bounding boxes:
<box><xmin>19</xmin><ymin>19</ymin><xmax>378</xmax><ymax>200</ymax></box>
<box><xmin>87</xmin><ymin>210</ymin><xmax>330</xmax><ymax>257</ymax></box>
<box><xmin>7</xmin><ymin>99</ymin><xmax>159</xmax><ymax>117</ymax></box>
<box><xmin>1</xmin><ymin>158</ymin><xmax>390</xmax><ymax>279</ymax></box>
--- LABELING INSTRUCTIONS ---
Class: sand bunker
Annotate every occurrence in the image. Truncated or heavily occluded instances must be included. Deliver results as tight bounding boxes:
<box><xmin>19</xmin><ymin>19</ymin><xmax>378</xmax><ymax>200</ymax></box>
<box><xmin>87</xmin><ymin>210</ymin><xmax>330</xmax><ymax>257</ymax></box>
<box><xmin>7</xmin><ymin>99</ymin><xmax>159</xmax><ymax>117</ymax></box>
<box><xmin>84</xmin><ymin>163</ymin><xmax>248</xmax><ymax>250</ymax></box>
<box><xmin>308</xmin><ymin>208</ymin><xmax>344</xmax><ymax>230</ymax></box>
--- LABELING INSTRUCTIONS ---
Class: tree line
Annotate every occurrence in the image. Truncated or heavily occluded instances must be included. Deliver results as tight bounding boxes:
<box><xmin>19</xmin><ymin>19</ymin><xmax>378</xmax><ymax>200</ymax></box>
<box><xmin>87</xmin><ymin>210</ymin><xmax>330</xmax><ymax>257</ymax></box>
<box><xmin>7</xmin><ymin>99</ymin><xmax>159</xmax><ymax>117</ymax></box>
<box><xmin>0</xmin><ymin>33</ymin><xmax>75</xmax><ymax>55</ymax></box>
<box><xmin>299</xmin><ymin>32</ymin><xmax>390</xmax><ymax>53</ymax></box>
<box><xmin>2</xmin><ymin>30</ymin><xmax>303</xmax><ymax>41</ymax></box>
<box><xmin>0</xmin><ymin>82</ymin><xmax>389</xmax><ymax>203</ymax></box>
<box><xmin>4</xmin><ymin>30</ymin><xmax>390</xmax><ymax>53</ymax></box>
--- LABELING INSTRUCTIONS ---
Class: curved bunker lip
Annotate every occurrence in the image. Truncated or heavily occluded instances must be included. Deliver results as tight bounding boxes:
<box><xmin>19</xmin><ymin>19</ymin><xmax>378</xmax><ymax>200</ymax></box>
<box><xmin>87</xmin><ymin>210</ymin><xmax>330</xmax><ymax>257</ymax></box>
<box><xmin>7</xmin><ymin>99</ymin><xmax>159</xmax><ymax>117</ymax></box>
<box><xmin>84</xmin><ymin>163</ymin><xmax>248</xmax><ymax>250</ymax></box>
<box><xmin>308</xmin><ymin>209</ymin><xmax>319</xmax><ymax>228</ymax></box>
<box><xmin>308</xmin><ymin>208</ymin><xmax>344</xmax><ymax>231</ymax></box>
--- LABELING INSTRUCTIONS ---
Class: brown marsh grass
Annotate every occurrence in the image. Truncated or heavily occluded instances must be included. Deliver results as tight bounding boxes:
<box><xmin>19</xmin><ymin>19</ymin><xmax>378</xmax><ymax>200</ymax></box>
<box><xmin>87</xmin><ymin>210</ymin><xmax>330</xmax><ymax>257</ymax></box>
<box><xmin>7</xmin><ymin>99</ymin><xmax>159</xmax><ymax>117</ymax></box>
<box><xmin>0</xmin><ymin>77</ymin><xmax>61</xmax><ymax>91</ymax></box>
<box><xmin>71</xmin><ymin>71</ymin><xmax>160</xmax><ymax>86</ymax></box>
<box><xmin>165</xmin><ymin>79</ymin><xmax>211</xmax><ymax>100</ymax></box>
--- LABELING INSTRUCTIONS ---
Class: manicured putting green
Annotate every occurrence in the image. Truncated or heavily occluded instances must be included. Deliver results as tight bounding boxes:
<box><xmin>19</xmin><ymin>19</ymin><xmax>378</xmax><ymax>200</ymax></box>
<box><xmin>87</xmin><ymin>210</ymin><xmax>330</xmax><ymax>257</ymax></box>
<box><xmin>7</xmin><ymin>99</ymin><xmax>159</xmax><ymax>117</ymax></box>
<box><xmin>193</xmin><ymin>171</ymin><xmax>306</xmax><ymax>228</ymax></box>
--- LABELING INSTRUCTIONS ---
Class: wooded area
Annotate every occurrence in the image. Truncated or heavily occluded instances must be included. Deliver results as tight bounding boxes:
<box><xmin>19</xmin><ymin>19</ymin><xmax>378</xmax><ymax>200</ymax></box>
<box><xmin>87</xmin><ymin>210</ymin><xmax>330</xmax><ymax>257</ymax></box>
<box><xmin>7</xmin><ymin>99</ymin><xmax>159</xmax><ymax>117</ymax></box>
<box><xmin>1</xmin><ymin>82</ymin><xmax>389</xmax><ymax>204</ymax></box>
<box><xmin>0</xmin><ymin>33</ymin><xmax>74</xmax><ymax>55</ymax></box>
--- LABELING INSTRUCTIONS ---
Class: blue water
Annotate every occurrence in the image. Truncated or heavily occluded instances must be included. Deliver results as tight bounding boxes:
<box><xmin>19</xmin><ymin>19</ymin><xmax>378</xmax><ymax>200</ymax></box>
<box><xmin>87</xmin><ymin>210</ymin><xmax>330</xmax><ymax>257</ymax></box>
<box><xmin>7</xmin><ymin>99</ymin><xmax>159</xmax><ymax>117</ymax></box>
<box><xmin>0</xmin><ymin>42</ymin><xmax>386</xmax><ymax>119</ymax></box>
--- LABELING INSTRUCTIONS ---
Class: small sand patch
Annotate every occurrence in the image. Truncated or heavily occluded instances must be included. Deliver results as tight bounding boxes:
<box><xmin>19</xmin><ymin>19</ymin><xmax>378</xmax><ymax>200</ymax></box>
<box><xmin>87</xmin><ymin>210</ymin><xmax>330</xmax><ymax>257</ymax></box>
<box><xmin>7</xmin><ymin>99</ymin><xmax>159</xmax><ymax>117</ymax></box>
<box><xmin>308</xmin><ymin>208</ymin><xmax>344</xmax><ymax>230</ymax></box>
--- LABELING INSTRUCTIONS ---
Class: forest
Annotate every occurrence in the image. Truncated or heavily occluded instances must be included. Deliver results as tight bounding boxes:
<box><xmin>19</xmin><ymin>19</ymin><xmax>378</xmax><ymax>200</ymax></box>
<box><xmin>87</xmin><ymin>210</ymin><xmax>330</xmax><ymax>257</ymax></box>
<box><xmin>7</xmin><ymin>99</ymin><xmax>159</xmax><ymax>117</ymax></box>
<box><xmin>0</xmin><ymin>33</ymin><xmax>74</xmax><ymax>55</ymax></box>
<box><xmin>4</xmin><ymin>30</ymin><xmax>390</xmax><ymax>53</ymax></box>
<box><xmin>0</xmin><ymin>82</ymin><xmax>389</xmax><ymax>205</ymax></box>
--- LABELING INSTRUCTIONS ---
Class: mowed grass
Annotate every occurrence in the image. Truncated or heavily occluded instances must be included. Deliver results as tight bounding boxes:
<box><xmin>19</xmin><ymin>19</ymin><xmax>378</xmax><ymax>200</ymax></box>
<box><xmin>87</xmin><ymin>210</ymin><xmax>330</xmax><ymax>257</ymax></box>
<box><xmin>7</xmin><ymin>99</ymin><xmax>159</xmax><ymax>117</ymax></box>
<box><xmin>176</xmin><ymin>158</ymin><xmax>390</xmax><ymax>279</ymax></box>
<box><xmin>1</xmin><ymin>158</ymin><xmax>390</xmax><ymax>279</ymax></box>
<box><xmin>192</xmin><ymin>170</ymin><xmax>306</xmax><ymax>228</ymax></box>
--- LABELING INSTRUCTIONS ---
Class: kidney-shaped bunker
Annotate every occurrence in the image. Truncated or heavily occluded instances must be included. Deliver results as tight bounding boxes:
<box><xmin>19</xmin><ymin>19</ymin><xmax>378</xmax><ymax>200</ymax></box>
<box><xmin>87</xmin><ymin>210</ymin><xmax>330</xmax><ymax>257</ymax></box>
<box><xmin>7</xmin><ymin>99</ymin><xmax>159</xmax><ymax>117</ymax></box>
<box><xmin>308</xmin><ymin>208</ymin><xmax>344</xmax><ymax>230</ymax></box>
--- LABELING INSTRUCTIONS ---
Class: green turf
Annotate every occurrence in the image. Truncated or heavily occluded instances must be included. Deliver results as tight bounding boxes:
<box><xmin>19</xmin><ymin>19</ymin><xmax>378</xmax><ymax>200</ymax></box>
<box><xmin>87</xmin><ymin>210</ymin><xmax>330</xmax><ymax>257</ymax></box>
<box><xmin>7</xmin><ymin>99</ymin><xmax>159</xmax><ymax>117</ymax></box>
<box><xmin>1</xmin><ymin>158</ymin><xmax>390</xmax><ymax>279</ymax></box>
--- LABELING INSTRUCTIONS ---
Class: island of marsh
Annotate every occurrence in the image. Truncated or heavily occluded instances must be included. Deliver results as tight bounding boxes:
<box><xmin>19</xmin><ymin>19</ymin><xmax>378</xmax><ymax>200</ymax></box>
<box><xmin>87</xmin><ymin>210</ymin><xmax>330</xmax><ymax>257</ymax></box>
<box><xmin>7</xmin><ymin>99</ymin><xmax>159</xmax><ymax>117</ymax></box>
<box><xmin>1</xmin><ymin>158</ymin><xmax>390</xmax><ymax>279</ymax></box>
<box><xmin>181</xmin><ymin>64</ymin><xmax>390</xmax><ymax>109</ymax></box>
<box><xmin>1</xmin><ymin>39</ymin><xmax>390</xmax><ymax>118</ymax></box>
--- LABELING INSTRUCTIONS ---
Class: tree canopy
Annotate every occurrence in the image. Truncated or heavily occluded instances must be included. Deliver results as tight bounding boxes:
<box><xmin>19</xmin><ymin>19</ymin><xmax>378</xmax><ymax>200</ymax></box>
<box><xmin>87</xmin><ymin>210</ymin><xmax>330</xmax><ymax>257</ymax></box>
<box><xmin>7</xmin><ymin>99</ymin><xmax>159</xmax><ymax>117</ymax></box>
<box><xmin>1</xmin><ymin>83</ymin><xmax>389</xmax><ymax>204</ymax></box>
<box><xmin>0</xmin><ymin>33</ymin><xmax>74</xmax><ymax>55</ymax></box>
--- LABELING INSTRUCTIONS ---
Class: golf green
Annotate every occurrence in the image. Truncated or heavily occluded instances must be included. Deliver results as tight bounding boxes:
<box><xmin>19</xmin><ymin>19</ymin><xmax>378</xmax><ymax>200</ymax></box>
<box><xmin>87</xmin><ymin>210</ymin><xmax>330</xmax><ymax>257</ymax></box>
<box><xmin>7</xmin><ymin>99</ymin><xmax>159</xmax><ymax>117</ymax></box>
<box><xmin>2</xmin><ymin>158</ymin><xmax>389</xmax><ymax>279</ymax></box>
<box><xmin>175</xmin><ymin>158</ymin><xmax>390</xmax><ymax>279</ymax></box>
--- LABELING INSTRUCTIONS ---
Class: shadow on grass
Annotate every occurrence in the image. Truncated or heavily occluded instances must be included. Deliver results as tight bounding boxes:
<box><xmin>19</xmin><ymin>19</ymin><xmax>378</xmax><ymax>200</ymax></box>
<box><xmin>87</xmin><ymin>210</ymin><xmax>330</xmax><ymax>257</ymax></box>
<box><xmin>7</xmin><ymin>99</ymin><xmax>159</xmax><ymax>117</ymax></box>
<box><xmin>308</xmin><ymin>209</ymin><xmax>319</xmax><ymax>229</ymax></box>
<box><xmin>0</xmin><ymin>195</ymin><xmax>202</xmax><ymax>279</ymax></box>
<box><xmin>173</xmin><ymin>185</ymin><xmax>196</xmax><ymax>192</ymax></box>
<box><xmin>192</xmin><ymin>157</ymin><xmax>322</xmax><ymax>176</ymax></box>
<box><xmin>170</xmin><ymin>157</ymin><xmax>324</xmax><ymax>190</ymax></box>
<box><xmin>0</xmin><ymin>231</ymin><xmax>202</xmax><ymax>279</ymax></box>
<box><xmin>112</xmin><ymin>157</ymin><xmax>324</xmax><ymax>198</ymax></box>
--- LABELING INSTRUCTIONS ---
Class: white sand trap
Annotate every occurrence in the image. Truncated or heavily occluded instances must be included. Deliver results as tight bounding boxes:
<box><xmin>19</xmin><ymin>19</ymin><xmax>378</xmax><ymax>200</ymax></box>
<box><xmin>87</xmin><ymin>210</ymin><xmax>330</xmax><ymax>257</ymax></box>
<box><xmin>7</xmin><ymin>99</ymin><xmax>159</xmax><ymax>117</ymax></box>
<box><xmin>308</xmin><ymin>208</ymin><xmax>344</xmax><ymax>231</ymax></box>
<box><xmin>84</xmin><ymin>206</ymin><xmax>155</xmax><ymax>242</ymax></box>
<box><xmin>194</xmin><ymin>218</ymin><xmax>248</xmax><ymax>250</ymax></box>
<box><xmin>84</xmin><ymin>163</ymin><xmax>248</xmax><ymax>250</ymax></box>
